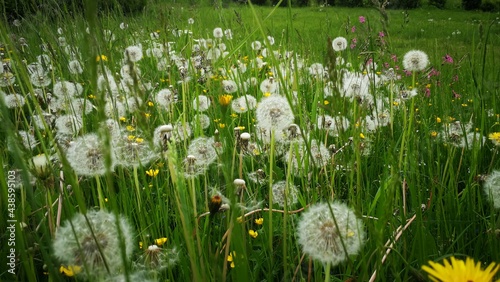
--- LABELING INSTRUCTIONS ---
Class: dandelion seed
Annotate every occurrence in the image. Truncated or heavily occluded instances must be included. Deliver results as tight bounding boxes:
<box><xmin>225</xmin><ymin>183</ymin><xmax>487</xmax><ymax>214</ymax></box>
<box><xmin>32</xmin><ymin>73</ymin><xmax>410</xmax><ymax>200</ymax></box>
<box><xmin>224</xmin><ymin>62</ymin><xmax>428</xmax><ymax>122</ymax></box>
<box><xmin>213</xmin><ymin>27</ymin><xmax>223</xmax><ymax>38</ymax></box>
<box><xmin>231</xmin><ymin>95</ymin><xmax>257</xmax><ymax>113</ymax></box>
<box><xmin>484</xmin><ymin>170</ymin><xmax>500</xmax><ymax>209</ymax></box>
<box><xmin>297</xmin><ymin>202</ymin><xmax>365</xmax><ymax>266</ymax></box>
<box><xmin>4</xmin><ymin>93</ymin><xmax>26</xmax><ymax>108</ymax></box>
<box><xmin>187</xmin><ymin>137</ymin><xmax>217</xmax><ymax>167</ymax></box>
<box><xmin>124</xmin><ymin>45</ymin><xmax>143</xmax><ymax>62</ymax></box>
<box><xmin>403</xmin><ymin>50</ymin><xmax>429</xmax><ymax>72</ymax></box>
<box><xmin>52</xmin><ymin>210</ymin><xmax>135</xmax><ymax>278</ymax></box>
<box><xmin>332</xmin><ymin>37</ymin><xmax>348</xmax><ymax>51</ymax></box>
<box><xmin>255</xmin><ymin>95</ymin><xmax>294</xmax><ymax>134</ymax></box>
<box><xmin>55</xmin><ymin>114</ymin><xmax>83</xmax><ymax>135</ymax></box>
<box><xmin>272</xmin><ymin>181</ymin><xmax>298</xmax><ymax>207</ymax></box>
<box><xmin>66</xmin><ymin>133</ymin><xmax>114</xmax><ymax>176</ymax></box>
<box><xmin>192</xmin><ymin>95</ymin><xmax>211</xmax><ymax>112</ymax></box>
<box><xmin>114</xmin><ymin>131</ymin><xmax>157</xmax><ymax>168</ymax></box>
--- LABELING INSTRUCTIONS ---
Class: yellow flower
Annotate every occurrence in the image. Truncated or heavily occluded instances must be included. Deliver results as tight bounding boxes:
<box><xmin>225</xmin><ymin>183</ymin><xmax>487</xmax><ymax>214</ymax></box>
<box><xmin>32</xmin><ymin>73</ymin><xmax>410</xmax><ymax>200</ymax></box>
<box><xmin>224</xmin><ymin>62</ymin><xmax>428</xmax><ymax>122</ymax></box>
<box><xmin>146</xmin><ymin>169</ymin><xmax>159</xmax><ymax>177</ymax></box>
<box><xmin>154</xmin><ymin>237</ymin><xmax>168</xmax><ymax>246</ymax></box>
<box><xmin>60</xmin><ymin>265</ymin><xmax>82</xmax><ymax>276</ymax></box>
<box><xmin>436</xmin><ymin>117</ymin><xmax>442</xmax><ymax>123</ymax></box>
<box><xmin>144</xmin><ymin>113</ymin><xmax>151</xmax><ymax>118</ymax></box>
<box><xmin>96</xmin><ymin>55</ymin><xmax>108</xmax><ymax>62</ymax></box>
<box><xmin>230</xmin><ymin>113</ymin><xmax>238</xmax><ymax>118</ymax></box>
<box><xmin>393</xmin><ymin>101</ymin><xmax>399</xmax><ymax>106</ymax></box>
<box><xmin>489</xmin><ymin>132</ymin><xmax>500</xmax><ymax>146</ymax></box>
<box><xmin>359</xmin><ymin>133</ymin><xmax>365</xmax><ymax>139</ymax></box>
<box><xmin>147</xmin><ymin>101</ymin><xmax>154</xmax><ymax>107</ymax></box>
<box><xmin>88</xmin><ymin>94</ymin><xmax>96</xmax><ymax>99</ymax></box>
<box><xmin>323</xmin><ymin>100</ymin><xmax>330</xmax><ymax>105</ymax></box>
<box><xmin>255</xmin><ymin>218</ymin><xmax>264</xmax><ymax>225</ymax></box>
<box><xmin>135</xmin><ymin>137</ymin><xmax>144</xmax><ymax>143</ymax></box>
<box><xmin>218</xmin><ymin>123</ymin><xmax>226</xmax><ymax>129</ymax></box>
<box><xmin>431</xmin><ymin>131</ymin><xmax>438</xmax><ymax>138</ymax></box>
<box><xmin>248</xmin><ymin>230</ymin><xmax>258</xmax><ymax>238</ymax></box>
<box><xmin>126</xmin><ymin>125</ymin><xmax>135</xmax><ymax>132</ymax></box>
<box><xmin>119</xmin><ymin>116</ymin><xmax>127</xmax><ymax>122</ymax></box>
<box><xmin>227</xmin><ymin>252</ymin><xmax>236</xmax><ymax>268</ymax></box>
<box><xmin>139</xmin><ymin>241</ymin><xmax>143</xmax><ymax>249</ymax></box>
<box><xmin>127</xmin><ymin>135</ymin><xmax>136</xmax><ymax>141</ymax></box>
<box><xmin>263</xmin><ymin>92</ymin><xmax>271</xmax><ymax>97</ymax></box>
<box><xmin>219</xmin><ymin>94</ymin><xmax>233</xmax><ymax>106</ymax></box>
<box><xmin>422</xmin><ymin>256</ymin><xmax>500</xmax><ymax>282</ymax></box>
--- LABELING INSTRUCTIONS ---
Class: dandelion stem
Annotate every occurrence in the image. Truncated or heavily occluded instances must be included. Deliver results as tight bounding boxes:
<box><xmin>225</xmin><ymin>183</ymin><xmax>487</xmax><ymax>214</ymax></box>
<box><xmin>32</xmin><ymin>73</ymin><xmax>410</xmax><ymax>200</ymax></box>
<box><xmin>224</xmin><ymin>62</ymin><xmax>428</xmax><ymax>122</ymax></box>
<box><xmin>96</xmin><ymin>175</ymin><xmax>105</xmax><ymax>210</ymax></box>
<box><xmin>324</xmin><ymin>262</ymin><xmax>331</xmax><ymax>282</ymax></box>
<box><xmin>133</xmin><ymin>166</ymin><xmax>141</xmax><ymax>210</ymax></box>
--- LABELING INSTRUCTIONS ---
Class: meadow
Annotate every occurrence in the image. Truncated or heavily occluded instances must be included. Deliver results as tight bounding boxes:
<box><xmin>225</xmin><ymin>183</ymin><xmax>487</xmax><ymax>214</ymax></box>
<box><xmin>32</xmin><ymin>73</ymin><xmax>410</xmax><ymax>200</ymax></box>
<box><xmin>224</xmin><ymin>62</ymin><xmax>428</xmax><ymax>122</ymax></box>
<box><xmin>1</xmin><ymin>1</ymin><xmax>500</xmax><ymax>281</ymax></box>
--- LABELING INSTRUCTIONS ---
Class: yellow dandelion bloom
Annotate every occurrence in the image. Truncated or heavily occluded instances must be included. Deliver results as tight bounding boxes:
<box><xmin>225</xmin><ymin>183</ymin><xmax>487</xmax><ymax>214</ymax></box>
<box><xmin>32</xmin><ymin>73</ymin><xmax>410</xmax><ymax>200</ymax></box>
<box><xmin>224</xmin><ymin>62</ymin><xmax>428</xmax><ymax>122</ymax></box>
<box><xmin>431</xmin><ymin>131</ymin><xmax>438</xmax><ymax>138</ymax></box>
<box><xmin>96</xmin><ymin>55</ymin><xmax>108</xmax><ymax>62</ymax></box>
<box><xmin>249</xmin><ymin>230</ymin><xmax>258</xmax><ymax>238</ymax></box>
<box><xmin>219</xmin><ymin>94</ymin><xmax>233</xmax><ymax>106</ymax></box>
<box><xmin>323</xmin><ymin>100</ymin><xmax>330</xmax><ymax>105</ymax></box>
<box><xmin>119</xmin><ymin>116</ymin><xmax>127</xmax><ymax>122</ymax></box>
<box><xmin>146</xmin><ymin>169</ymin><xmax>159</xmax><ymax>177</ymax></box>
<box><xmin>154</xmin><ymin>237</ymin><xmax>168</xmax><ymax>246</ymax></box>
<box><xmin>135</xmin><ymin>137</ymin><xmax>144</xmax><ymax>143</ymax></box>
<box><xmin>144</xmin><ymin>113</ymin><xmax>151</xmax><ymax>118</ymax></box>
<box><xmin>263</xmin><ymin>92</ymin><xmax>271</xmax><ymax>97</ymax></box>
<box><xmin>422</xmin><ymin>256</ymin><xmax>500</xmax><ymax>282</ymax></box>
<box><xmin>436</xmin><ymin>117</ymin><xmax>442</xmax><ymax>123</ymax></box>
<box><xmin>60</xmin><ymin>265</ymin><xmax>82</xmax><ymax>276</ymax></box>
<box><xmin>126</xmin><ymin>125</ymin><xmax>135</xmax><ymax>132</ymax></box>
<box><xmin>147</xmin><ymin>101</ymin><xmax>154</xmax><ymax>107</ymax></box>
<box><xmin>255</xmin><ymin>218</ymin><xmax>264</xmax><ymax>225</ymax></box>
<box><xmin>230</xmin><ymin>113</ymin><xmax>238</xmax><ymax>118</ymax></box>
<box><xmin>127</xmin><ymin>135</ymin><xmax>136</xmax><ymax>141</ymax></box>
<box><xmin>88</xmin><ymin>94</ymin><xmax>96</xmax><ymax>99</ymax></box>
<box><xmin>489</xmin><ymin>132</ymin><xmax>500</xmax><ymax>146</ymax></box>
<box><xmin>218</xmin><ymin>123</ymin><xmax>226</xmax><ymax>129</ymax></box>
<box><xmin>359</xmin><ymin>133</ymin><xmax>365</xmax><ymax>139</ymax></box>
<box><xmin>393</xmin><ymin>101</ymin><xmax>399</xmax><ymax>106</ymax></box>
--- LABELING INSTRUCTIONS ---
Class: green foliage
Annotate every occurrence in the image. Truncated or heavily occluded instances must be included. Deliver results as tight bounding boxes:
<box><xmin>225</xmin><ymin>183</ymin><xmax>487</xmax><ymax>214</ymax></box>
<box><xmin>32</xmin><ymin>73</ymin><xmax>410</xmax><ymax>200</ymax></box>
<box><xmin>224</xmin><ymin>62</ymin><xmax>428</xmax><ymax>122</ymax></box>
<box><xmin>462</xmin><ymin>0</ymin><xmax>482</xmax><ymax>9</ymax></box>
<box><xmin>429</xmin><ymin>0</ymin><xmax>447</xmax><ymax>8</ymax></box>
<box><xmin>387</xmin><ymin>0</ymin><xmax>421</xmax><ymax>9</ymax></box>
<box><xmin>480</xmin><ymin>0</ymin><xmax>499</xmax><ymax>10</ymax></box>
<box><xmin>336</xmin><ymin>0</ymin><xmax>364</xmax><ymax>7</ymax></box>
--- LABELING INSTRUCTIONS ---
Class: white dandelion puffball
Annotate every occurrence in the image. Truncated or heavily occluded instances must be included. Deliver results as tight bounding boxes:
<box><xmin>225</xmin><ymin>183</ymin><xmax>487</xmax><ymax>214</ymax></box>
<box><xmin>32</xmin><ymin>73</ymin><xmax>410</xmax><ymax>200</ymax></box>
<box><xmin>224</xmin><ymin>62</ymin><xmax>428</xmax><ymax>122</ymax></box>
<box><xmin>231</xmin><ymin>95</ymin><xmax>257</xmax><ymax>114</ymax></box>
<box><xmin>332</xmin><ymin>37</ymin><xmax>348</xmax><ymax>51</ymax></box>
<box><xmin>402</xmin><ymin>50</ymin><xmax>429</xmax><ymax>72</ymax></box>
<box><xmin>192</xmin><ymin>95</ymin><xmax>211</xmax><ymax>112</ymax></box>
<box><xmin>213</xmin><ymin>27</ymin><xmax>223</xmax><ymax>38</ymax></box>
<box><xmin>297</xmin><ymin>202</ymin><xmax>365</xmax><ymax>266</ymax></box>
<box><xmin>256</xmin><ymin>95</ymin><xmax>294</xmax><ymax>133</ymax></box>
<box><xmin>156</xmin><ymin>88</ymin><xmax>177</xmax><ymax>109</ymax></box>
<box><xmin>484</xmin><ymin>170</ymin><xmax>500</xmax><ymax>209</ymax></box>
<box><xmin>124</xmin><ymin>45</ymin><xmax>143</xmax><ymax>62</ymax></box>
<box><xmin>52</xmin><ymin>210</ymin><xmax>135</xmax><ymax>278</ymax></box>
<box><xmin>65</xmin><ymin>133</ymin><xmax>114</xmax><ymax>176</ymax></box>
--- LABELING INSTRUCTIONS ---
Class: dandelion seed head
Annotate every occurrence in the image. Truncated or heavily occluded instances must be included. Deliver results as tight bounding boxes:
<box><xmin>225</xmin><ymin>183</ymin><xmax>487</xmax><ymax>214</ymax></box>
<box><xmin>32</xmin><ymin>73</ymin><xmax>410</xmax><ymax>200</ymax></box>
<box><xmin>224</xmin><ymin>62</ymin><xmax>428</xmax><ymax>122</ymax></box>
<box><xmin>403</xmin><ymin>50</ymin><xmax>429</xmax><ymax>72</ymax></box>
<box><xmin>484</xmin><ymin>170</ymin><xmax>500</xmax><ymax>209</ymax></box>
<box><xmin>297</xmin><ymin>202</ymin><xmax>365</xmax><ymax>266</ymax></box>
<box><xmin>52</xmin><ymin>210</ymin><xmax>135</xmax><ymax>278</ymax></box>
<box><xmin>255</xmin><ymin>95</ymin><xmax>294</xmax><ymax>134</ymax></box>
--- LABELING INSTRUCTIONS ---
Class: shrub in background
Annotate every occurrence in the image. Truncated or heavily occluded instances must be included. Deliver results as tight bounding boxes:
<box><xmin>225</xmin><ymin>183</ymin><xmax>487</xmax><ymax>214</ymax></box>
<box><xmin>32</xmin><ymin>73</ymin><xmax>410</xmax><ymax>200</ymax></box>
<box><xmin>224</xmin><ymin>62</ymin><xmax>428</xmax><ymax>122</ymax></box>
<box><xmin>387</xmin><ymin>0</ymin><xmax>421</xmax><ymax>8</ymax></box>
<box><xmin>462</xmin><ymin>0</ymin><xmax>482</xmax><ymax>9</ymax></box>
<box><xmin>336</xmin><ymin>0</ymin><xmax>364</xmax><ymax>7</ymax></box>
<box><xmin>480</xmin><ymin>0</ymin><xmax>499</xmax><ymax>11</ymax></box>
<box><xmin>429</xmin><ymin>0</ymin><xmax>447</xmax><ymax>8</ymax></box>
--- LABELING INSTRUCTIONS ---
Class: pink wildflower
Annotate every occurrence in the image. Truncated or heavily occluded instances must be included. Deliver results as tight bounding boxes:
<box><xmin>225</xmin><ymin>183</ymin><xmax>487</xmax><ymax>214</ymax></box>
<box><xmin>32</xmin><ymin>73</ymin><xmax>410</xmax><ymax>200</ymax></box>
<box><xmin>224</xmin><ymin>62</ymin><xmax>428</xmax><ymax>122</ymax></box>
<box><xmin>391</xmin><ymin>54</ymin><xmax>398</xmax><ymax>62</ymax></box>
<box><xmin>351</xmin><ymin>26</ymin><xmax>356</xmax><ymax>33</ymax></box>
<box><xmin>359</xmin><ymin>16</ymin><xmax>366</xmax><ymax>23</ymax></box>
<box><xmin>443</xmin><ymin>54</ymin><xmax>454</xmax><ymax>64</ymax></box>
<box><xmin>378</xmin><ymin>31</ymin><xmax>385</xmax><ymax>37</ymax></box>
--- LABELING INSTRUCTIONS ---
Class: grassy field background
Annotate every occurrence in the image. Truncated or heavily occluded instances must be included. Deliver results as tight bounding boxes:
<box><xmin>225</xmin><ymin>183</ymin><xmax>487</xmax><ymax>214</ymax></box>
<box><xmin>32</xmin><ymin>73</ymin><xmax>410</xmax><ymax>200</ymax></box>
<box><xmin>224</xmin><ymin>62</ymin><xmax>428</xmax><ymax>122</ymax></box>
<box><xmin>1</xmin><ymin>1</ymin><xmax>500</xmax><ymax>281</ymax></box>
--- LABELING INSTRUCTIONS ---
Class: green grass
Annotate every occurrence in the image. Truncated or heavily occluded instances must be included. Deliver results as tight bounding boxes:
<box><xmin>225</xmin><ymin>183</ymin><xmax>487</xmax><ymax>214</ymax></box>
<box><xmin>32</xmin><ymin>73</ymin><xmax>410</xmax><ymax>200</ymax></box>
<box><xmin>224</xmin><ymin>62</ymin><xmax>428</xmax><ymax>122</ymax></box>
<box><xmin>1</xmin><ymin>2</ymin><xmax>500</xmax><ymax>282</ymax></box>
